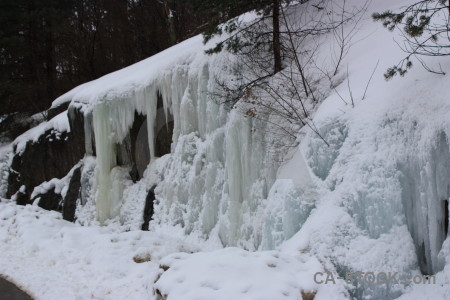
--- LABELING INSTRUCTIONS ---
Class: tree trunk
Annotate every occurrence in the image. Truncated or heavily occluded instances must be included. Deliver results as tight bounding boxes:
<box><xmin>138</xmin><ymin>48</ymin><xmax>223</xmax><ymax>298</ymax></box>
<box><xmin>27</xmin><ymin>0</ymin><xmax>43</xmax><ymax>111</ymax></box>
<box><xmin>272</xmin><ymin>0</ymin><xmax>282</xmax><ymax>74</ymax></box>
<box><xmin>45</xmin><ymin>16</ymin><xmax>56</xmax><ymax>106</ymax></box>
<box><xmin>163</xmin><ymin>0</ymin><xmax>177</xmax><ymax>45</ymax></box>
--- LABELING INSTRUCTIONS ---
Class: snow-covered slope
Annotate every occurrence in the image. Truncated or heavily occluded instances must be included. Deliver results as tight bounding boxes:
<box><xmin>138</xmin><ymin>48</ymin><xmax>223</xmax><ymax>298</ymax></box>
<box><xmin>1</xmin><ymin>0</ymin><xmax>449</xmax><ymax>299</ymax></box>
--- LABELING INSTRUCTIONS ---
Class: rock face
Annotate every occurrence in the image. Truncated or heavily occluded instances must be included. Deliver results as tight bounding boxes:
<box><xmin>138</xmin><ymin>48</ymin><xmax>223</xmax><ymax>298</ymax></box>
<box><xmin>63</xmin><ymin>165</ymin><xmax>82</xmax><ymax>222</ymax></box>
<box><xmin>115</xmin><ymin>111</ymin><xmax>173</xmax><ymax>182</ymax></box>
<box><xmin>130</xmin><ymin>113</ymin><xmax>149</xmax><ymax>181</ymax></box>
<box><xmin>68</xmin><ymin>106</ymin><xmax>87</xmax><ymax>157</ymax></box>
<box><xmin>47</xmin><ymin>102</ymin><xmax>70</xmax><ymax>121</ymax></box>
<box><xmin>155</xmin><ymin>121</ymin><xmax>173</xmax><ymax>158</ymax></box>
<box><xmin>0</xmin><ymin>277</ymin><xmax>34</xmax><ymax>300</ymax></box>
<box><xmin>0</xmin><ymin>112</ymin><xmax>42</xmax><ymax>143</ymax></box>
<box><xmin>142</xmin><ymin>186</ymin><xmax>156</xmax><ymax>231</ymax></box>
<box><xmin>28</xmin><ymin>164</ymin><xmax>83</xmax><ymax>219</ymax></box>
<box><xmin>116</xmin><ymin>112</ymin><xmax>149</xmax><ymax>182</ymax></box>
<box><xmin>7</xmin><ymin>108</ymin><xmax>86</xmax><ymax>204</ymax></box>
<box><xmin>133</xmin><ymin>117</ymin><xmax>150</xmax><ymax>180</ymax></box>
<box><xmin>35</xmin><ymin>188</ymin><xmax>63</xmax><ymax>211</ymax></box>
<box><xmin>7</xmin><ymin>101</ymin><xmax>173</xmax><ymax>224</ymax></box>
<box><xmin>8</xmin><ymin>130</ymin><xmax>73</xmax><ymax>202</ymax></box>
<box><xmin>14</xmin><ymin>188</ymin><xmax>30</xmax><ymax>206</ymax></box>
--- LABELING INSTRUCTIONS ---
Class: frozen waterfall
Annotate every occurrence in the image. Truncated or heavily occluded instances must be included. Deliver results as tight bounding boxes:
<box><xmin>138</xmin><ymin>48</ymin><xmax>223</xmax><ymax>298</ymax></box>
<box><xmin>88</xmin><ymin>59</ymin><xmax>292</xmax><ymax>249</ymax></box>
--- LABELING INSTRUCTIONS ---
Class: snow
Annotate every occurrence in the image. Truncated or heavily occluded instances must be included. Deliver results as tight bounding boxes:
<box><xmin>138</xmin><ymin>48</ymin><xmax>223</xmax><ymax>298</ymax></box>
<box><xmin>1</xmin><ymin>0</ymin><xmax>450</xmax><ymax>299</ymax></box>
<box><xmin>277</xmin><ymin>2</ymin><xmax>450</xmax><ymax>296</ymax></box>
<box><xmin>81</xmin><ymin>40</ymin><xmax>283</xmax><ymax>246</ymax></box>
<box><xmin>31</xmin><ymin>163</ymin><xmax>82</xmax><ymax>200</ymax></box>
<box><xmin>0</xmin><ymin>144</ymin><xmax>12</xmax><ymax>198</ymax></box>
<box><xmin>50</xmin><ymin>35</ymin><xmax>212</xmax><ymax>109</ymax></box>
<box><xmin>0</xmin><ymin>201</ymin><xmax>345</xmax><ymax>300</ymax></box>
<box><xmin>12</xmin><ymin>111</ymin><xmax>70</xmax><ymax>155</ymax></box>
<box><xmin>0</xmin><ymin>202</ymin><xmax>206</xmax><ymax>300</ymax></box>
<box><xmin>155</xmin><ymin>247</ymin><xmax>347</xmax><ymax>300</ymax></box>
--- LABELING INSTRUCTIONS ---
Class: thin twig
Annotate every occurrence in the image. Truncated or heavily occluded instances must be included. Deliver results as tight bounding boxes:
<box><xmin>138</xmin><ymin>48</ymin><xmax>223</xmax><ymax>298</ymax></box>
<box><xmin>362</xmin><ymin>59</ymin><xmax>379</xmax><ymax>100</ymax></box>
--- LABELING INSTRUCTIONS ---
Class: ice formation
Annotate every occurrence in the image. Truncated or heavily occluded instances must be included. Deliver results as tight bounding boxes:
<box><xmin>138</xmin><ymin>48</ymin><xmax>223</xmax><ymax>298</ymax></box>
<box><xmin>83</xmin><ymin>54</ymin><xmax>284</xmax><ymax>249</ymax></box>
<box><xmin>50</xmin><ymin>0</ymin><xmax>449</xmax><ymax>280</ymax></box>
<box><xmin>2</xmin><ymin>0</ymin><xmax>449</xmax><ymax>299</ymax></box>
<box><xmin>0</xmin><ymin>145</ymin><xmax>12</xmax><ymax>198</ymax></box>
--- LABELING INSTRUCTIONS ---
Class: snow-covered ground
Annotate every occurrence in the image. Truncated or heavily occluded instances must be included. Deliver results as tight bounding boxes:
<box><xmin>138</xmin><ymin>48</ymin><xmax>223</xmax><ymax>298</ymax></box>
<box><xmin>0</xmin><ymin>201</ymin><xmax>205</xmax><ymax>300</ymax></box>
<box><xmin>1</xmin><ymin>0</ymin><xmax>449</xmax><ymax>299</ymax></box>
<box><xmin>0</xmin><ymin>201</ymin><xmax>346</xmax><ymax>300</ymax></box>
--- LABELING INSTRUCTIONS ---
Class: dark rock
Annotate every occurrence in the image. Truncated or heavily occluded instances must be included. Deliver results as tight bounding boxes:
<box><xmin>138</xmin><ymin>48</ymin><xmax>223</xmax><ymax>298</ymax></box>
<box><xmin>133</xmin><ymin>252</ymin><xmax>152</xmax><ymax>263</ymax></box>
<box><xmin>142</xmin><ymin>186</ymin><xmax>156</xmax><ymax>231</ymax></box>
<box><xmin>116</xmin><ymin>135</ymin><xmax>133</xmax><ymax>167</ymax></box>
<box><xmin>7</xmin><ymin>108</ymin><xmax>85</xmax><ymax>204</ymax></box>
<box><xmin>114</xmin><ymin>105</ymin><xmax>173</xmax><ymax>182</ymax></box>
<box><xmin>445</xmin><ymin>199</ymin><xmax>449</xmax><ymax>237</ymax></box>
<box><xmin>63</xmin><ymin>165</ymin><xmax>82</xmax><ymax>222</ymax></box>
<box><xmin>129</xmin><ymin>164</ymin><xmax>140</xmax><ymax>183</ymax></box>
<box><xmin>0</xmin><ymin>276</ymin><xmax>33</xmax><ymax>300</ymax></box>
<box><xmin>13</xmin><ymin>188</ymin><xmax>29</xmax><ymax>206</ymax></box>
<box><xmin>8</xmin><ymin>130</ymin><xmax>73</xmax><ymax>203</ymax></box>
<box><xmin>34</xmin><ymin>188</ymin><xmax>63</xmax><ymax>212</ymax></box>
<box><xmin>301</xmin><ymin>291</ymin><xmax>316</xmax><ymax>300</ymax></box>
<box><xmin>154</xmin><ymin>288</ymin><xmax>166</xmax><ymax>300</ymax></box>
<box><xmin>130</xmin><ymin>113</ymin><xmax>148</xmax><ymax>181</ymax></box>
<box><xmin>159</xmin><ymin>264</ymin><xmax>170</xmax><ymax>272</ymax></box>
<box><xmin>114</xmin><ymin>113</ymin><xmax>148</xmax><ymax>182</ymax></box>
<box><xmin>83</xmin><ymin>110</ymin><xmax>96</xmax><ymax>156</ymax></box>
<box><xmin>155</xmin><ymin>121</ymin><xmax>173</xmax><ymax>157</ymax></box>
<box><xmin>68</xmin><ymin>106</ymin><xmax>87</xmax><ymax>158</ymax></box>
<box><xmin>47</xmin><ymin>102</ymin><xmax>70</xmax><ymax>121</ymax></box>
<box><xmin>0</xmin><ymin>112</ymin><xmax>40</xmax><ymax>143</ymax></box>
<box><xmin>154</xmin><ymin>92</ymin><xmax>174</xmax><ymax>158</ymax></box>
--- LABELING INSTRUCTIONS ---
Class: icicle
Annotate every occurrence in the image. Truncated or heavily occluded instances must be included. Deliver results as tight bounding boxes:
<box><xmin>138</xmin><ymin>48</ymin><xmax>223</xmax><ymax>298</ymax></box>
<box><xmin>88</xmin><ymin>55</ymin><xmax>282</xmax><ymax>249</ymax></box>
<box><xmin>92</xmin><ymin>97</ymin><xmax>137</xmax><ymax>223</ymax></box>
<box><xmin>145</xmin><ymin>85</ymin><xmax>158</xmax><ymax>161</ymax></box>
<box><xmin>93</xmin><ymin>102</ymin><xmax>117</xmax><ymax>223</ymax></box>
<box><xmin>180</xmin><ymin>85</ymin><xmax>198</xmax><ymax>135</ymax></box>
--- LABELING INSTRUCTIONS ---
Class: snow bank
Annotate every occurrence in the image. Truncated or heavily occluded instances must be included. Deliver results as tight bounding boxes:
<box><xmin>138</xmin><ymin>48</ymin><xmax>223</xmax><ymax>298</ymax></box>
<box><xmin>155</xmin><ymin>247</ymin><xmax>347</xmax><ymax>300</ymax></box>
<box><xmin>0</xmin><ymin>202</ymin><xmax>205</xmax><ymax>300</ymax></box>
<box><xmin>277</xmin><ymin>0</ymin><xmax>450</xmax><ymax>297</ymax></box>
<box><xmin>0</xmin><ymin>201</ymin><xmax>347</xmax><ymax>300</ymax></box>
